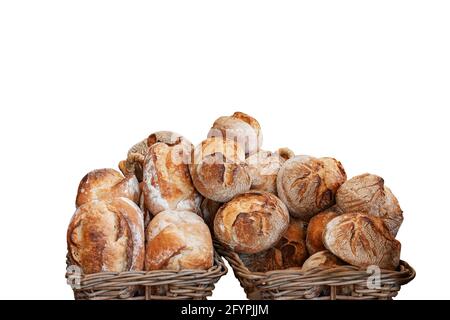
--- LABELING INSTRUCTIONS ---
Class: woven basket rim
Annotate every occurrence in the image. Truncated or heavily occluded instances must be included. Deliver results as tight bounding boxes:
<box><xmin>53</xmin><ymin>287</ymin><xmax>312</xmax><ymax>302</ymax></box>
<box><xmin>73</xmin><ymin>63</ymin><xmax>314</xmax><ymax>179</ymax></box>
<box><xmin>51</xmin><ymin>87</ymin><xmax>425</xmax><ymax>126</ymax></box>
<box><xmin>66</xmin><ymin>251</ymin><xmax>227</xmax><ymax>287</ymax></box>
<box><xmin>215</xmin><ymin>241</ymin><xmax>416</xmax><ymax>286</ymax></box>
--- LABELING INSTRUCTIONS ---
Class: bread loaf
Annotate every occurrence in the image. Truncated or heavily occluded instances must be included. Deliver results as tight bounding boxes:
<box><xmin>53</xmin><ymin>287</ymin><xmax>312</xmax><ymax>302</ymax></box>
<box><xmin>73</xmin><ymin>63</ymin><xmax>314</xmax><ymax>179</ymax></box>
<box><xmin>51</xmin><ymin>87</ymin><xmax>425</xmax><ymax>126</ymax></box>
<box><xmin>145</xmin><ymin>210</ymin><xmax>213</xmax><ymax>271</ymax></box>
<box><xmin>335</xmin><ymin>173</ymin><xmax>403</xmax><ymax>236</ymax></box>
<box><xmin>239</xmin><ymin>217</ymin><xmax>308</xmax><ymax>272</ymax></box>
<box><xmin>246</xmin><ymin>149</ymin><xmax>286</xmax><ymax>194</ymax></box>
<box><xmin>75</xmin><ymin>168</ymin><xmax>140</xmax><ymax>208</ymax></box>
<box><xmin>214</xmin><ymin>191</ymin><xmax>290</xmax><ymax>254</ymax></box>
<box><xmin>277</xmin><ymin>156</ymin><xmax>346</xmax><ymax>221</ymax></box>
<box><xmin>208</xmin><ymin>111</ymin><xmax>262</xmax><ymax>156</ymax></box>
<box><xmin>302</xmin><ymin>250</ymin><xmax>345</xmax><ymax>272</ymax></box>
<box><xmin>67</xmin><ymin>198</ymin><xmax>145</xmax><ymax>274</ymax></box>
<box><xmin>119</xmin><ymin>139</ymin><xmax>149</xmax><ymax>182</ymax></box>
<box><xmin>189</xmin><ymin>137</ymin><xmax>251</xmax><ymax>202</ymax></box>
<box><xmin>323</xmin><ymin>212</ymin><xmax>401</xmax><ymax>270</ymax></box>
<box><xmin>142</xmin><ymin>138</ymin><xmax>201</xmax><ymax>216</ymax></box>
<box><xmin>306</xmin><ymin>207</ymin><xmax>341</xmax><ymax>255</ymax></box>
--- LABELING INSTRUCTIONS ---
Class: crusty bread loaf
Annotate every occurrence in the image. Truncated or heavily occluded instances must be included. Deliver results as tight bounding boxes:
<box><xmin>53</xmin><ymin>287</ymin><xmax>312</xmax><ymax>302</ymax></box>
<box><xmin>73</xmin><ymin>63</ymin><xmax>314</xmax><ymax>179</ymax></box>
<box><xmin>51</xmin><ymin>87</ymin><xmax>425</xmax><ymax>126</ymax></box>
<box><xmin>277</xmin><ymin>156</ymin><xmax>347</xmax><ymax>221</ymax></box>
<box><xmin>323</xmin><ymin>212</ymin><xmax>401</xmax><ymax>270</ymax></box>
<box><xmin>239</xmin><ymin>217</ymin><xmax>308</xmax><ymax>272</ymax></box>
<box><xmin>214</xmin><ymin>191</ymin><xmax>290</xmax><ymax>254</ymax></box>
<box><xmin>246</xmin><ymin>149</ymin><xmax>286</xmax><ymax>194</ymax></box>
<box><xmin>200</xmin><ymin>198</ymin><xmax>222</xmax><ymax>232</ymax></box>
<box><xmin>75</xmin><ymin>168</ymin><xmax>140</xmax><ymax>208</ymax></box>
<box><xmin>145</xmin><ymin>210</ymin><xmax>213</xmax><ymax>271</ymax></box>
<box><xmin>306</xmin><ymin>207</ymin><xmax>341</xmax><ymax>255</ymax></box>
<box><xmin>302</xmin><ymin>250</ymin><xmax>346</xmax><ymax>272</ymax></box>
<box><xmin>67</xmin><ymin>197</ymin><xmax>145</xmax><ymax>274</ymax></box>
<box><xmin>208</xmin><ymin>111</ymin><xmax>262</xmax><ymax>156</ymax></box>
<box><xmin>142</xmin><ymin>139</ymin><xmax>201</xmax><ymax>216</ymax></box>
<box><xmin>336</xmin><ymin>173</ymin><xmax>403</xmax><ymax>236</ymax></box>
<box><xmin>119</xmin><ymin>139</ymin><xmax>149</xmax><ymax>182</ymax></box>
<box><xmin>189</xmin><ymin>137</ymin><xmax>251</xmax><ymax>202</ymax></box>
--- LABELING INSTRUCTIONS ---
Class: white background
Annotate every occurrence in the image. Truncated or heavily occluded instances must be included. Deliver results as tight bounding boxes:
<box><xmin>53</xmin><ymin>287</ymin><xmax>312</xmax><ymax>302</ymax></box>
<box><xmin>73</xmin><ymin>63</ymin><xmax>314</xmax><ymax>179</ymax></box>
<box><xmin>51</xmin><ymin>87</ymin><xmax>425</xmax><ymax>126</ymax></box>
<box><xmin>0</xmin><ymin>1</ymin><xmax>449</xmax><ymax>300</ymax></box>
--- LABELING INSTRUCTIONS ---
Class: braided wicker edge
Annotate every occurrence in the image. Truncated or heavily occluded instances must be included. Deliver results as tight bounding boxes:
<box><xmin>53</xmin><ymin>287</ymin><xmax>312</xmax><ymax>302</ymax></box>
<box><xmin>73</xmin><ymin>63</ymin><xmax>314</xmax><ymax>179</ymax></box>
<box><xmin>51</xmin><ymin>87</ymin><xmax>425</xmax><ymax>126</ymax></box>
<box><xmin>215</xmin><ymin>242</ymin><xmax>415</xmax><ymax>300</ymax></box>
<box><xmin>66</xmin><ymin>251</ymin><xmax>228</xmax><ymax>300</ymax></box>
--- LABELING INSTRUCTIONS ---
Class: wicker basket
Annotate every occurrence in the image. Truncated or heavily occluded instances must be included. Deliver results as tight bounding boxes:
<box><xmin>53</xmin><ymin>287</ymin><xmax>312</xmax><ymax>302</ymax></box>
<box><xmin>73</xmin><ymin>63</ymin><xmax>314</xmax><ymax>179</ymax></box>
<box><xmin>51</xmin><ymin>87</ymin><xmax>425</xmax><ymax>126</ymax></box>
<box><xmin>66</xmin><ymin>252</ymin><xmax>227</xmax><ymax>300</ymax></box>
<box><xmin>216</xmin><ymin>243</ymin><xmax>415</xmax><ymax>300</ymax></box>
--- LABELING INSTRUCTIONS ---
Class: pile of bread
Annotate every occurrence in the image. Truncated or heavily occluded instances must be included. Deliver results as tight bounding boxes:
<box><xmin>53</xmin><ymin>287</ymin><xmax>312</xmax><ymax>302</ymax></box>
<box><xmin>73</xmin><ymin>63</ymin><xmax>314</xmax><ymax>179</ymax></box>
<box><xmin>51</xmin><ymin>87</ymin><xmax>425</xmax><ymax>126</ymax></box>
<box><xmin>67</xmin><ymin>111</ymin><xmax>404</xmax><ymax>279</ymax></box>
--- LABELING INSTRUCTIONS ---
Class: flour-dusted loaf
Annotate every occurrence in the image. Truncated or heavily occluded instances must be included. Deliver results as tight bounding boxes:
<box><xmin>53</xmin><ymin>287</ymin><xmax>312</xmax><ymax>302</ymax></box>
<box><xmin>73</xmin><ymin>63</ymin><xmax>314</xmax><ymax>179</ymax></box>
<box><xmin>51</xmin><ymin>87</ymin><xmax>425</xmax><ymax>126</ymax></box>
<box><xmin>190</xmin><ymin>137</ymin><xmax>251</xmax><ymax>202</ymax></box>
<box><xmin>214</xmin><ymin>191</ymin><xmax>290</xmax><ymax>254</ymax></box>
<box><xmin>142</xmin><ymin>137</ymin><xmax>201</xmax><ymax>216</ymax></box>
<box><xmin>323</xmin><ymin>212</ymin><xmax>401</xmax><ymax>270</ymax></box>
<box><xmin>246</xmin><ymin>149</ymin><xmax>287</xmax><ymax>194</ymax></box>
<box><xmin>145</xmin><ymin>210</ymin><xmax>214</xmax><ymax>271</ymax></box>
<box><xmin>208</xmin><ymin>111</ymin><xmax>263</xmax><ymax>156</ymax></box>
<box><xmin>302</xmin><ymin>250</ymin><xmax>346</xmax><ymax>272</ymax></box>
<box><xmin>67</xmin><ymin>197</ymin><xmax>145</xmax><ymax>274</ymax></box>
<box><xmin>336</xmin><ymin>173</ymin><xmax>403</xmax><ymax>236</ymax></box>
<box><xmin>119</xmin><ymin>138</ymin><xmax>149</xmax><ymax>182</ymax></box>
<box><xmin>277</xmin><ymin>156</ymin><xmax>347</xmax><ymax>221</ymax></box>
<box><xmin>200</xmin><ymin>198</ymin><xmax>222</xmax><ymax>232</ymax></box>
<box><xmin>239</xmin><ymin>217</ymin><xmax>308</xmax><ymax>272</ymax></box>
<box><xmin>75</xmin><ymin>168</ymin><xmax>140</xmax><ymax>208</ymax></box>
<box><xmin>306</xmin><ymin>206</ymin><xmax>341</xmax><ymax>255</ymax></box>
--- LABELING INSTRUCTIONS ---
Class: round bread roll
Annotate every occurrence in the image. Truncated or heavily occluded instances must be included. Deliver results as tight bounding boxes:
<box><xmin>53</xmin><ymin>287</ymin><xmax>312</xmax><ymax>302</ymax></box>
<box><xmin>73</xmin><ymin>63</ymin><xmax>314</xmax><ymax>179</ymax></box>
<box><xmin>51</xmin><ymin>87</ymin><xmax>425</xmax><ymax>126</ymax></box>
<box><xmin>323</xmin><ymin>212</ymin><xmax>401</xmax><ymax>270</ymax></box>
<box><xmin>189</xmin><ymin>137</ymin><xmax>251</xmax><ymax>202</ymax></box>
<box><xmin>119</xmin><ymin>138</ymin><xmax>149</xmax><ymax>182</ymax></box>
<box><xmin>239</xmin><ymin>217</ymin><xmax>308</xmax><ymax>272</ymax></box>
<box><xmin>145</xmin><ymin>210</ymin><xmax>214</xmax><ymax>271</ymax></box>
<box><xmin>67</xmin><ymin>198</ymin><xmax>145</xmax><ymax>274</ymax></box>
<box><xmin>75</xmin><ymin>168</ymin><xmax>140</xmax><ymax>208</ymax></box>
<box><xmin>119</xmin><ymin>131</ymin><xmax>191</xmax><ymax>182</ymax></box>
<box><xmin>208</xmin><ymin>111</ymin><xmax>262</xmax><ymax>156</ymax></box>
<box><xmin>306</xmin><ymin>206</ymin><xmax>341</xmax><ymax>255</ymax></box>
<box><xmin>246</xmin><ymin>149</ymin><xmax>287</xmax><ymax>194</ymax></box>
<box><xmin>200</xmin><ymin>198</ymin><xmax>222</xmax><ymax>232</ymax></box>
<box><xmin>277</xmin><ymin>156</ymin><xmax>347</xmax><ymax>221</ymax></box>
<box><xmin>214</xmin><ymin>191</ymin><xmax>290</xmax><ymax>254</ymax></box>
<box><xmin>142</xmin><ymin>138</ymin><xmax>201</xmax><ymax>216</ymax></box>
<box><xmin>302</xmin><ymin>250</ymin><xmax>346</xmax><ymax>272</ymax></box>
<box><xmin>336</xmin><ymin>173</ymin><xmax>403</xmax><ymax>236</ymax></box>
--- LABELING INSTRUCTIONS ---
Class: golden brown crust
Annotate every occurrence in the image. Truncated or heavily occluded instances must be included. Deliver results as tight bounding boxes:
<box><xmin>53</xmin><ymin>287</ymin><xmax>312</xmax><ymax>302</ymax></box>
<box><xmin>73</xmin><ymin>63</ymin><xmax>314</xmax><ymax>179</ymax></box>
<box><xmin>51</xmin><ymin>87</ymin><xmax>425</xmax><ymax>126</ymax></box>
<box><xmin>142</xmin><ymin>138</ymin><xmax>201</xmax><ymax>216</ymax></box>
<box><xmin>75</xmin><ymin>169</ymin><xmax>140</xmax><ymax>208</ymax></box>
<box><xmin>119</xmin><ymin>139</ymin><xmax>149</xmax><ymax>181</ymax></box>
<box><xmin>323</xmin><ymin>212</ymin><xmax>401</xmax><ymax>270</ymax></box>
<box><xmin>239</xmin><ymin>217</ymin><xmax>308</xmax><ymax>272</ymax></box>
<box><xmin>208</xmin><ymin>111</ymin><xmax>263</xmax><ymax>156</ymax></box>
<box><xmin>67</xmin><ymin>198</ymin><xmax>145</xmax><ymax>274</ymax></box>
<box><xmin>189</xmin><ymin>137</ymin><xmax>251</xmax><ymax>202</ymax></box>
<box><xmin>301</xmin><ymin>250</ymin><xmax>346</xmax><ymax>272</ymax></box>
<box><xmin>335</xmin><ymin>173</ymin><xmax>403</xmax><ymax>236</ymax></box>
<box><xmin>306</xmin><ymin>207</ymin><xmax>341</xmax><ymax>255</ymax></box>
<box><xmin>214</xmin><ymin>191</ymin><xmax>290</xmax><ymax>254</ymax></box>
<box><xmin>246</xmin><ymin>150</ymin><xmax>285</xmax><ymax>194</ymax></box>
<box><xmin>275</xmin><ymin>147</ymin><xmax>295</xmax><ymax>161</ymax></box>
<box><xmin>144</xmin><ymin>210</ymin><xmax>214</xmax><ymax>271</ymax></box>
<box><xmin>277</xmin><ymin>156</ymin><xmax>347</xmax><ymax>221</ymax></box>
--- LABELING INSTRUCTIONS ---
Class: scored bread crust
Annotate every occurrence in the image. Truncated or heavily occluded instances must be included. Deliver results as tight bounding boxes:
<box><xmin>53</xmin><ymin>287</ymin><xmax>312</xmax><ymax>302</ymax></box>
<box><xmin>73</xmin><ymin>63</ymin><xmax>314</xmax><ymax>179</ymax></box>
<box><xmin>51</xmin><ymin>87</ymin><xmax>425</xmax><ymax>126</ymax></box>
<box><xmin>143</xmin><ymin>140</ymin><xmax>201</xmax><ymax>216</ymax></box>
<box><xmin>67</xmin><ymin>198</ymin><xmax>145</xmax><ymax>274</ymax></box>
<box><xmin>75</xmin><ymin>168</ymin><xmax>140</xmax><ymax>208</ymax></box>
<box><xmin>335</xmin><ymin>173</ymin><xmax>403</xmax><ymax>237</ymax></box>
<box><xmin>323</xmin><ymin>212</ymin><xmax>401</xmax><ymax>270</ymax></box>
<box><xmin>144</xmin><ymin>210</ymin><xmax>213</xmax><ymax>271</ymax></box>
<box><xmin>246</xmin><ymin>149</ymin><xmax>286</xmax><ymax>195</ymax></box>
<box><xmin>277</xmin><ymin>156</ymin><xmax>347</xmax><ymax>221</ymax></box>
<box><xmin>189</xmin><ymin>137</ymin><xmax>251</xmax><ymax>202</ymax></box>
<box><xmin>208</xmin><ymin>111</ymin><xmax>263</xmax><ymax>157</ymax></box>
<box><xmin>214</xmin><ymin>191</ymin><xmax>290</xmax><ymax>254</ymax></box>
